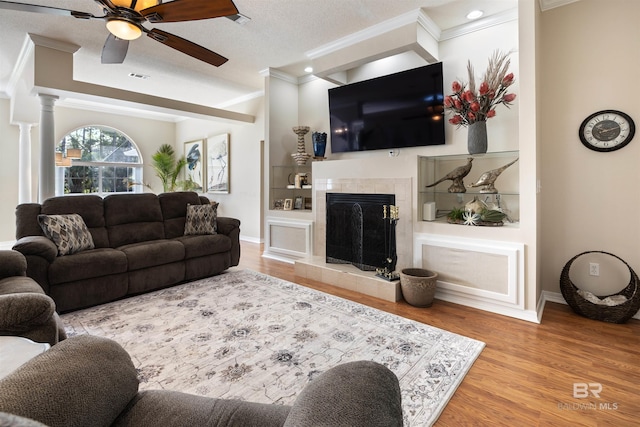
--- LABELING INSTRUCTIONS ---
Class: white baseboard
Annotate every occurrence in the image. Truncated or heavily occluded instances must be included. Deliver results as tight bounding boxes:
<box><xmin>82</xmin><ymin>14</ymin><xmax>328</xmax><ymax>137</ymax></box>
<box><xmin>435</xmin><ymin>287</ymin><xmax>541</xmax><ymax>323</ymax></box>
<box><xmin>240</xmin><ymin>235</ymin><xmax>262</xmax><ymax>244</ymax></box>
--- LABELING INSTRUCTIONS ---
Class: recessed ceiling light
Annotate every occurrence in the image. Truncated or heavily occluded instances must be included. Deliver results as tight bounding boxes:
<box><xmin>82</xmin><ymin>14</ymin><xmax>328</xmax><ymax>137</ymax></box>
<box><xmin>466</xmin><ymin>10</ymin><xmax>484</xmax><ymax>20</ymax></box>
<box><xmin>304</xmin><ymin>66</ymin><xmax>313</xmax><ymax>73</ymax></box>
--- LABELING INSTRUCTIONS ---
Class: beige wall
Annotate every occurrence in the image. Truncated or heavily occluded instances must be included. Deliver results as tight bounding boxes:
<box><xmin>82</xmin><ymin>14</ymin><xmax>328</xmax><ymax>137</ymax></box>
<box><xmin>176</xmin><ymin>96</ymin><xmax>265</xmax><ymax>241</ymax></box>
<box><xmin>0</xmin><ymin>98</ymin><xmax>21</xmax><ymax>241</ymax></box>
<box><xmin>540</xmin><ymin>0</ymin><xmax>640</xmax><ymax>294</ymax></box>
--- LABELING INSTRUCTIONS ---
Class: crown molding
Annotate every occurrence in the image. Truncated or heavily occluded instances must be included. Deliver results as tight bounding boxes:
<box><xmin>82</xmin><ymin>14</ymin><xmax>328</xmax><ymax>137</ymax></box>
<box><xmin>259</xmin><ymin>68</ymin><xmax>298</xmax><ymax>84</ymax></box>
<box><xmin>306</xmin><ymin>8</ymin><xmax>439</xmax><ymax>60</ymax></box>
<box><xmin>539</xmin><ymin>0</ymin><xmax>581</xmax><ymax>12</ymax></box>
<box><xmin>440</xmin><ymin>8</ymin><xmax>519</xmax><ymax>41</ymax></box>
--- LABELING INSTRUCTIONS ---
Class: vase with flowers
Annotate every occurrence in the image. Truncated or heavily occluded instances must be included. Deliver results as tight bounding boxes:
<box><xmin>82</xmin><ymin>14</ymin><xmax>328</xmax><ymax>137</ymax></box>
<box><xmin>444</xmin><ymin>51</ymin><xmax>517</xmax><ymax>154</ymax></box>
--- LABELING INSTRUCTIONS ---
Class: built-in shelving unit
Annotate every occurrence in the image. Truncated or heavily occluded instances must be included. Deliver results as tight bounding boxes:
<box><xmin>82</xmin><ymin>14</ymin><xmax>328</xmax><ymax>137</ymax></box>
<box><xmin>418</xmin><ymin>151</ymin><xmax>520</xmax><ymax>225</ymax></box>
<box><xmin>270</xmin><ymin>165</ymin><xmax>313</xmax><ymax>211</ymax></box>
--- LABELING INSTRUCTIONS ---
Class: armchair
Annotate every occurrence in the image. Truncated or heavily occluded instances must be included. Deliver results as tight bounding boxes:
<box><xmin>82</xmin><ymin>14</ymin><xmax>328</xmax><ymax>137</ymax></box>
<box><xmin>0</xmin><ymin>250</ymin><xmax>66</xmax><ymax>346</ymax></box>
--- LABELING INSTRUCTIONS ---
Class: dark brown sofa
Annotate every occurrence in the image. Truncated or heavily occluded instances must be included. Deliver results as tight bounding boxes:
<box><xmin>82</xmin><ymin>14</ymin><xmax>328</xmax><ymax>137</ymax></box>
<box><xmin>12</xmin><ymin>192</ymin><xmax>240</xmax><ymax>312</ymax></box>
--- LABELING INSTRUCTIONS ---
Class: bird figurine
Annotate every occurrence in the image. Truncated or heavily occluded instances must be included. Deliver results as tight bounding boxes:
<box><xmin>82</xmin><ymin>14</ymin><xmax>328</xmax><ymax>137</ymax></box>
<box><xmin>425</xmin><ymin>157</ymin><xmax>473</xmax><ymax>193</ymax></box>
<box><xmin>468</xmin><ymin>158</ymin><xmax>519</xmax><ymax>193</ymax></box>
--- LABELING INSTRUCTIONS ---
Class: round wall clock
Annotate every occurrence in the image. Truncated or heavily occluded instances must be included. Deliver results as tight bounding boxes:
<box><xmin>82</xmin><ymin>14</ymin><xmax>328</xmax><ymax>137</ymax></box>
<box><xmin>579</xmin><ymin>110</ymin><xmax>635</xmax><ymax>152</ymax></box>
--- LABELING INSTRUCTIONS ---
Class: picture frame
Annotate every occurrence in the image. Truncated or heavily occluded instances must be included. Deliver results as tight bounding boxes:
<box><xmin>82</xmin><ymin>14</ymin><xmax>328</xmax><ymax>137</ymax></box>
<box><xmin>273</xmin><ymin>199</ymin><xmax>284</xmax><ymax>210</ymax></box>
<box><xmin>304</xmin><ymin>197</ymin><xmax>313</xmax><ymax>210</ymax></box>
<box><xmin>207</xmin><ymin>133</ymin><xmax>229</xmax><ymax>194</ymax></box>
<box><xmin>284</xmin><ymin>198</ymin><xmax>293</xmax><ymax>210</ymax></box>
<box><xmin>184</xmin><ymin>139</ymin><xmax>205</xmax><ymax>192</ymax></box>
<box><xmin>294</xmin><ymin>196</ymin><xmax>303</xmax><ymax>210</ymax></box>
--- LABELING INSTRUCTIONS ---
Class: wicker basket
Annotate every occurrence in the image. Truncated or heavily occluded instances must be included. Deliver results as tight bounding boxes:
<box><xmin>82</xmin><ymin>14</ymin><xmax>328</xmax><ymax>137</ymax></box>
<box><xmin>400</xmin><ymin>268</ymin><xmax>438</xmax><ymax>308</ymax></box>
<box><xmin>560</xmin><ymin>251</ymin><xmax>640</xmax><ymax>323</ymax></box>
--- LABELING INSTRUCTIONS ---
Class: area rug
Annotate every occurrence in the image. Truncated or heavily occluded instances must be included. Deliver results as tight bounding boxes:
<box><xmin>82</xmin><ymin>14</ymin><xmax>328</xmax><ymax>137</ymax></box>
<box><xmin>62</xmin><ymin>269</ymin><xmax>484</xmax><ymax>426</ymax></box>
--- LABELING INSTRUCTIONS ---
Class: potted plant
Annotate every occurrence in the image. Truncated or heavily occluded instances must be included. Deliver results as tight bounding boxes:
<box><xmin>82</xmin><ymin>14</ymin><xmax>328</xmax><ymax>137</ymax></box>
<box><xmin>151</xmin><ymin>144</ymin><xmax>187</xmax><ymax>192</ymax></box>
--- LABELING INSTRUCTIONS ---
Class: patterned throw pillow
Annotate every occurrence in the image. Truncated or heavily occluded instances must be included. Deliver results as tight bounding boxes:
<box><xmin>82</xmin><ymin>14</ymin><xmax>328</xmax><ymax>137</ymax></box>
<box><xmin>38</xmin><ymin>214</ymin><xmax>95</xmax><ymax>256</ymax></box>
<box><xmin>184</xmin><ymin>203</ymin><xmax>218</xmax><ymax>236</ymax></box>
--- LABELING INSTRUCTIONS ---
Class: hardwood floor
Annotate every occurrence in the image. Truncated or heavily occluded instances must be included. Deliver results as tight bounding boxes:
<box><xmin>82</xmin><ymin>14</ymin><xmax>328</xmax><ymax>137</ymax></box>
<box><xmin>237</xmin><ymin>241</ymin><xmax>640</xmax><ymax>426</ymax></box>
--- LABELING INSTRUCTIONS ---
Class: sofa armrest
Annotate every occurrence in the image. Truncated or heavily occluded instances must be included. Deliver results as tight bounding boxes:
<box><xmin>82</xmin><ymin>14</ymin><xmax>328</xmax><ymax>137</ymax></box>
<box><xmin>283</xmin><ymin>361</ymin><xmax>403</xmax><ymax>427</ymax></box>
<box><xmin>12</xmin><ymin>237</ymin><xmax>57</xmax><ymax>263</ymax></box>
<box><xmin>217</xmin><ymin>217</ymin><xmax>241</xmax><ymax>266</ymax></box>
<box><xmin>0</xmin><ymin>250</ymin><xmax>27</xmax><ymax>279</ymax></box>
<box><xmin>0</xmin><ymin>292</ymin><xmax>54</xmax><ymax>332</ymax></box>
<box><xmin>0</xmin><ymin>335</ymin><xmax>139</xmax><ymax>427</ymax></box>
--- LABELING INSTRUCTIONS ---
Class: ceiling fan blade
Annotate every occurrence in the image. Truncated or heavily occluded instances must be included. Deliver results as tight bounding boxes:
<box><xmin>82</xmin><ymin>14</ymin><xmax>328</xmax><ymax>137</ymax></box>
<box><xmin>0</xmin><ymin>0</ymin><xmax>95</xmax><ymax>19</ymax></box>
<box><xmin>142</xmin><ymin>0</ymin><xmax>238</xmax><ymax>23</ymax></box>
<box><xmin>147</xmin><ymin>28</ymin><xmax>228</xmax><ymax>67</ymax></box>
<box><xmin>101</xmin><ymin>34</ymin><xmax>129</xmax><ymax>64</ymax></box>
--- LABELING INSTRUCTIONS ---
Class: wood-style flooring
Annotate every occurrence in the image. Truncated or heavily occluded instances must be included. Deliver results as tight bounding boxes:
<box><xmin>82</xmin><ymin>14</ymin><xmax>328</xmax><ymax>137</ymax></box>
<box><xmin>237</xmin><ymin>241</ymin><xmax>640</xmax><ymax>427</ymax></box>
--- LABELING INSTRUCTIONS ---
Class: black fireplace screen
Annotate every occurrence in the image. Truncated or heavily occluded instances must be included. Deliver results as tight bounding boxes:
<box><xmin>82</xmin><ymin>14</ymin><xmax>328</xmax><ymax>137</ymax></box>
<box><xmin>326</xmin><ymin>193</ymin><xmax>395</xmax><ymax>271</ymax></box>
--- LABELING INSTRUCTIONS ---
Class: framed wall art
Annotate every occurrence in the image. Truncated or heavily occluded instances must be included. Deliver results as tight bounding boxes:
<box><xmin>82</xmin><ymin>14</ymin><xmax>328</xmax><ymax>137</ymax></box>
<box><xmin>184</xmin><ymin>139</ymin><xmax>204</xmax><ymax>192</ymax></box>
<box><xmin>207</xmin><ymin>133</ymin><xmax>229</xmax><ymax>193</ymax></box>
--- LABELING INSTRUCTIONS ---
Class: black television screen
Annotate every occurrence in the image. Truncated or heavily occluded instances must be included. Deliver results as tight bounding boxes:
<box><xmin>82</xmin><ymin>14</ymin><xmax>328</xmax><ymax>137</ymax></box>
<box><xmin>328</xmin><ymin>62</ymin><xmax>445</xmax><ymax>153</ymax></box>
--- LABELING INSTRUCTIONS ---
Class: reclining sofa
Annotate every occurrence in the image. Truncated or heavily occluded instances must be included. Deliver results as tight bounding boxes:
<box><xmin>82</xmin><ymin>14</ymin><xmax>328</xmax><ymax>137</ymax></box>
<box><xmin>12</xmin><ymin>192</ymin><xmax>240</xmax><ymax>313</ymax></box>
<box><xmin>0</xmin><ymin>335</ymin><xmax>403</xmax><ymax>427</ymax></box>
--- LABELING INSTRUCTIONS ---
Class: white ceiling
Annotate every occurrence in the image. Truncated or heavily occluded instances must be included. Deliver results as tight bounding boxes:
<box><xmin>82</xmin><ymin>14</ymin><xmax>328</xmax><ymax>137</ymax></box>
<box><xmin>0</xmin><ymin>0</ymin><xmax>548</xmax><ymax>116</ymax></box>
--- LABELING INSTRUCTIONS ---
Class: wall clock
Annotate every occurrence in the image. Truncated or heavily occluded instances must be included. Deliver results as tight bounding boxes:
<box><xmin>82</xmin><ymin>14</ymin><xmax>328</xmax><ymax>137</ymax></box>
<box><xmin>579</xmin><ymin>110</ymin><xmax>635</xmax><ymax>152</ymax></box>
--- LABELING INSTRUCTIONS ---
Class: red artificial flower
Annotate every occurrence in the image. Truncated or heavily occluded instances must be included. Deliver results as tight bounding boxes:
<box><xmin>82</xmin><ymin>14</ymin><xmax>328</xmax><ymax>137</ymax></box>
<box><xmin>443</xmin><ymin>51</ymin><xmax>516</xmax><ymax>127</ymax></box>
<box><xmin>449</xmin><ymin>115</ymin><xmax>463</xmax><ymax>125</ymax></box>
<box><xmin>462</xmin><ymin>91</ymin><xmax>475</xmax><ymax>103</ymax></box>
<box><xmin>502</xmin><ymin>73</ymin><xmax>514</xmax><ymax>85</ymax></box>
<box><xmin>444</xmin><ymin>96</ymin><xmax>454</xmax><ymax>108</ymax></box>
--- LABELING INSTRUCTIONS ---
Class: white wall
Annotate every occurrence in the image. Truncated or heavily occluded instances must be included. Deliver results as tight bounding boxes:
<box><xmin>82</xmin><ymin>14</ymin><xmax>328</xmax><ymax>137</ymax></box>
<box><xmin>540</xmin><ymin>0</ymin><xmax>640</xmax><ymax>294</ymax></box>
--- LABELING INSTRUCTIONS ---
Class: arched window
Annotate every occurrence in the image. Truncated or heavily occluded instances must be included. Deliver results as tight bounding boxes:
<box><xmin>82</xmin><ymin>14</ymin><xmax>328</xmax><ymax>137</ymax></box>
<box><xmin>55</xmin><ymin>125</ymin><xmax>143</xmax><ymax>196</ymax></box>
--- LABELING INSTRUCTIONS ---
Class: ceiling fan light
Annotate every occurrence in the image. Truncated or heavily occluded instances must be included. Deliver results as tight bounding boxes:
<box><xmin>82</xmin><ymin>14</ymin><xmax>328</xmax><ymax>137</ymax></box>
<box><xmin>106</xmin><ymin>19</ymin><xmax>142</xmax><ymax>40</ymax></box>
<box><xmin>111</xmin><ymin>0</ymin><xmax>161</xmax><ymax>12</ymax></box>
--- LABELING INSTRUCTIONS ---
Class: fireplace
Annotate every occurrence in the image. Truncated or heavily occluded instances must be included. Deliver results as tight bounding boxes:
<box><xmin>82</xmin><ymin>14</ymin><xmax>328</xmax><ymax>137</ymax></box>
<box><xmin>326</xmin><ymin>193</ymin><xmax>395</xmax><ymax>271</ymax></box>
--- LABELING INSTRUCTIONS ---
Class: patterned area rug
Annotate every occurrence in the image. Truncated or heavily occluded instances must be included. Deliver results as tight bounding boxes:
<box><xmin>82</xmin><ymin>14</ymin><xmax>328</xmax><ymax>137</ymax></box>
<box><xmin>62</xmin><ymin>270</ymin><xmax>484</xmax><ymax>426</ymax></box>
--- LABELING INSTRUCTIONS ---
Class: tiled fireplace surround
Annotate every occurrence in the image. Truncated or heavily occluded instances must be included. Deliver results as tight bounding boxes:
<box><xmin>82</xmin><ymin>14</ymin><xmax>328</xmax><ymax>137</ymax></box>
<box><xmin>294</xmin><ymin>177</ymin><xmax>413</xmax><ymax>302</ymax></box>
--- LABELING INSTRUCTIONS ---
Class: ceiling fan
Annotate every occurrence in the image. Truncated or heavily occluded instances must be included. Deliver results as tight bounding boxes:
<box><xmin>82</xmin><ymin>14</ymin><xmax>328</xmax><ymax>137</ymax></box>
<box><xmin>0</xmin><ymin>0</ymin><xmax>239</xmax><ymax>66</ymax></box>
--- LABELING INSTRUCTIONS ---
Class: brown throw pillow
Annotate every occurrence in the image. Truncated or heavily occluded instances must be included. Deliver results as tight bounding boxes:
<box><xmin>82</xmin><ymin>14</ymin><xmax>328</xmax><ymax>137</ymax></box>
<box><xmin>184</xmin><ymin>203</ymin><xmax>218</xmax><ymax>235</ymax></box>
<box><xmin>38</xmin><ymin>214</ymin><xmax>95</xmax><ymax>256</ymax></box>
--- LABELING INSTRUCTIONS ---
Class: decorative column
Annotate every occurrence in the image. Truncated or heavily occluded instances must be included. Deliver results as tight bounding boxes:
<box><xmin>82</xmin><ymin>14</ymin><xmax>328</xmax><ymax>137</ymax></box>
<box><xmin>17</xmin><ymin>122</ymin><xmax>33</xmax><ymax>204</ymax></box>
<box><xmin>38</xmin><ymin>94</ymin><xmax>58</xmax><ymax>202</ymax></box>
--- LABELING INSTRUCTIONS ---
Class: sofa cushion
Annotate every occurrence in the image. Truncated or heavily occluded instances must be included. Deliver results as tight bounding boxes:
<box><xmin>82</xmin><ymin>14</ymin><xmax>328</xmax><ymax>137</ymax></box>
<box><xmin>184</xmin><ymin>203</ymin><xmax>217</xmax><ymax>235</ymax></box>
<box><xmin>105</xmin><ymin>194</ymin><xmax>165</xmax><ymax>247</ymax></box>
<box><xmin>40</xmin><ymin>195</ymin><xmax>109</xmax><ymax>248</ymax></box>
<box><xmin>38</xmin><ymin>214</ymin><xmax>95</xmax><ymax>256</ymax></box>
<box><xmin>159</xmin><ymin>191</ymin><xmax>205</xmax><ymax>239</ymax></box>
<box><xmin>119</xmin><ymin>239</ymin><xmax>185</xmax><ymax>271</ymax></box>
<box><xmin>174</xmin><ymin>234</ymin><xmax>231</xmax><ymax>259</ymax></box>
<box><xmin>48</xmin><ymin>248</ymin><xmax>128</xmax><ymax>285</ymax></box>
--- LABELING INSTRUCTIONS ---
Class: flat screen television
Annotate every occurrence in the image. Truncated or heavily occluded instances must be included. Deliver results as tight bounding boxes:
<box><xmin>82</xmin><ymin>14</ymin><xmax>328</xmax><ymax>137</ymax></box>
<box><xmin>328</xmin><ymin>62</ymin><xmax>445</xmax><ymax>153</ymax></box>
